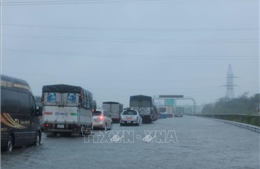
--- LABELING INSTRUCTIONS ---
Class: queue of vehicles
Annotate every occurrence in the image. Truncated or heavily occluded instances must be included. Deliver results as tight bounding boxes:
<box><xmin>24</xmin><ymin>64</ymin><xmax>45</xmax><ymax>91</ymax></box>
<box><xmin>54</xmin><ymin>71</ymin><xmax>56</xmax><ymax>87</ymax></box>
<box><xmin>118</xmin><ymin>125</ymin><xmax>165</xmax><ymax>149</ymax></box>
<box><xmin>1</xmin><ymin>75</ymin><xmax>184</xmax><ymax>152</ymax></box>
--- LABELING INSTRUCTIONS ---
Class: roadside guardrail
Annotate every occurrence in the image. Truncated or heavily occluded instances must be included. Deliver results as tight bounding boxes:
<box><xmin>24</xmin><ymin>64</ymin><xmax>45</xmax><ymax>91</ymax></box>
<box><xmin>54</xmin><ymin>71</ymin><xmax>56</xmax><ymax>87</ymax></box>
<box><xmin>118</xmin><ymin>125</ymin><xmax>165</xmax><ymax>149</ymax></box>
<box><xmin>188</xmin><ymin>114</ymin><xmax>260</xmax><ymax>133</ymax></box>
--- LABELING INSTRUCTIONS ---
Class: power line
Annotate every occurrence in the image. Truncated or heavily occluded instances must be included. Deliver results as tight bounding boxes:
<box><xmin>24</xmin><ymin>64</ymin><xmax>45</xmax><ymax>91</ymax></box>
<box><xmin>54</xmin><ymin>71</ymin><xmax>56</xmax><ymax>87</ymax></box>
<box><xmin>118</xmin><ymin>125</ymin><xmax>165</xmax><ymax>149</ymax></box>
<box><xmin>1</xmin><ymin>0</ymin><xmax>258</xmax><ymax>6</ymax></box>
<box><xmin>3</xmin><ymin>34</ymin><xmax>258</xmax><ymax>44</ymax></box>
<box><xmin>3</xmin><ymin>48</ymin><xmax>258</xmax><ymax>60</ymax></box>
<box><xmin>3</xmin><ymin>23</ymin><xmax>259</xmax><ymax>32</ymax></box>
<box><xmin>1</xmin><ymin>0</ymin><xmax>163</xmax><ymax>6</ymax></box>
<box><xmin>2</xmin><ymin>71</ymin><xmax>224</xmax><ymax>83</ymax></box>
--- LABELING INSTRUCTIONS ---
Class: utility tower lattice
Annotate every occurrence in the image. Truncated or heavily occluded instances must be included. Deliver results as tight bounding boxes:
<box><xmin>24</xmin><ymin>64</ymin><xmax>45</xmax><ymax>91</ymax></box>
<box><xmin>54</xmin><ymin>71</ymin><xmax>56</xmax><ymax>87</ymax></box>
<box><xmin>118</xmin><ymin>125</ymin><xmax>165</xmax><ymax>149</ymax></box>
<box><xmin>225</xmin><ymin>64</ymin><xmax>236</xmax><ymax>99</ymax></box>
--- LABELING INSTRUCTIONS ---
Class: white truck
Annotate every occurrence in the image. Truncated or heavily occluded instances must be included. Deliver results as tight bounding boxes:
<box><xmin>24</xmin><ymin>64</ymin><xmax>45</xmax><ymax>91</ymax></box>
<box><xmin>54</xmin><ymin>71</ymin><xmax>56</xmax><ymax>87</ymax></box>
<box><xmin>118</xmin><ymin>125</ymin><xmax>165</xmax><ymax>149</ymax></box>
<box><xmin>42</xmin><ymin>84</ymin><xmax>93</xmax><ymax>136</ymax></box>
<box><xmin>175</xmin><ymin>107</ymin><xmax>184</xmax><ymax>117</ymax></box>
<box><xmin>102</xmin><ymin>101</ymin><xmax>123</xmax><ymax>123</ymax></box>
<box><xmin>166</xmin><ymin>106</ymin><xmax>174</xmax><ymax>117</ymax></box>
<box><xmin>129</xmin><ymin>95</ymin><xmax>155</xmax><ymax>123</ymax></box>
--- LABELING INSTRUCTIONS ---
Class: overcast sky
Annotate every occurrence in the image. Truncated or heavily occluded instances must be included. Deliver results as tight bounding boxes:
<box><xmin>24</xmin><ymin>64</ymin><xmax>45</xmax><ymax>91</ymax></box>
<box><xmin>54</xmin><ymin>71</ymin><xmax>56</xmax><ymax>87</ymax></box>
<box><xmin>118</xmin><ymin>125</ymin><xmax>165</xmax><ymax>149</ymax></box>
<box><xmin>1</xmin><ymin>0</ymin><xmax>259</xmax><ymax>108</ymax></box>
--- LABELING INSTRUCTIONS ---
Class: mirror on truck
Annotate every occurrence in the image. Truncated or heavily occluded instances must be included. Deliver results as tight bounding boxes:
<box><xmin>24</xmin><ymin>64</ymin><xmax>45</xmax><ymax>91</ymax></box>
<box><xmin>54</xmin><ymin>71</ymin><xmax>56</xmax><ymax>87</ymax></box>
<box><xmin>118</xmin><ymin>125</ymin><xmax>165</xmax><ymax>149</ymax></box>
<box><xmin>36</xmin><ymin>106</ymin><xmax>43</xmax><ymax>116</ymax></box>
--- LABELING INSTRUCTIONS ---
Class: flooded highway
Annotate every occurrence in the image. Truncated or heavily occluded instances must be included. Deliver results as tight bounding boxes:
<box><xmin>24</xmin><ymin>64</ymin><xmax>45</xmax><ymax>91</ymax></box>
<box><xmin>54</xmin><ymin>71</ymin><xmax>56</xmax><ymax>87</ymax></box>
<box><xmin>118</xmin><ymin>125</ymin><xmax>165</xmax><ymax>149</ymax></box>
<box><xmin>1</xmin><ymin>116</ymin><xmax>259</xmax><ymax>169</ymax></box>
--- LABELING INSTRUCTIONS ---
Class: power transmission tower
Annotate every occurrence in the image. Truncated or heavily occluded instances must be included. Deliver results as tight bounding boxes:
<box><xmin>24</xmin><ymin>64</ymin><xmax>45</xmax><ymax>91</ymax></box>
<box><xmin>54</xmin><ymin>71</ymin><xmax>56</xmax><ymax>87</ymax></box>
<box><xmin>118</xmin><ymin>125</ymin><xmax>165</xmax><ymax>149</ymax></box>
<box><xmin>225</xmin><ymin>64</ymin><xmax>236</xmax><ymax>99</ymax></box>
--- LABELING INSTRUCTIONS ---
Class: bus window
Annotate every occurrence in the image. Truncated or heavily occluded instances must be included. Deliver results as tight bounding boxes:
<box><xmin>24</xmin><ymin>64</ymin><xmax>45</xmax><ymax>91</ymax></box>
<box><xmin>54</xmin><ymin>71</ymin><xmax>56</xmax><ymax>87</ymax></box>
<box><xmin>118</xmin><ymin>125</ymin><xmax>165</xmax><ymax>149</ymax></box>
<box><xmin>18</xmin><ymin>92</ymin><xmax>31</xmax><ymax>115</ymax></box>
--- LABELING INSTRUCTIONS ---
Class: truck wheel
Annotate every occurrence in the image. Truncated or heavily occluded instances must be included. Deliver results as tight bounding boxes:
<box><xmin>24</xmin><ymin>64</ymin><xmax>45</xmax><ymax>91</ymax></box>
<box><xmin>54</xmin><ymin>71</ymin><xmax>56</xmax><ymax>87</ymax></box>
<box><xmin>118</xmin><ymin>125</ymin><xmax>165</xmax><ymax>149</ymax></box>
<box><xmin>34</xmin><ymin>132</ymin><xmax>41</xmax><ymax>146</ymax></box>
<box><xmin>149</xmin><ymin>118</ymin><xmax>153</xmax><ymax>123</ymax></box>
<box><xmin>87</xmin><ymin>124</ymin><xmax>93</xmax><ymax>135</ymax></box>
<box><xmin>79</xmin><ymin>126</ymin><xmax>84</xmax><ymax>137</ymax></box>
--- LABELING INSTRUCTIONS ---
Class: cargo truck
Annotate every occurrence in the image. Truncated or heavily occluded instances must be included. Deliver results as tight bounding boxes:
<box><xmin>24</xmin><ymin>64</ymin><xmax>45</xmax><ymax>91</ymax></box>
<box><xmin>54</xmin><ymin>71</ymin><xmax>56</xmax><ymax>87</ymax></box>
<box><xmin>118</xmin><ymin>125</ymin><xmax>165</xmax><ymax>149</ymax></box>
<box><xmin>129</xmin><ymin>95</ymin><xmax>155</xmax><ymax>123</ymax></box>
<box><xmin>175</xmin><ymin>107</ymin><xmax>184</xmax><ymax>117</ymax></box>
<box><xmin>42</xmin><ymin>84</ymin><xmax>93</xmax><ymax>136</ymax></box>
<box><xmin>166</xmin><ymin>106</ymin><xmax>174</xmax><ymax>117</ymax></box>
<box><xmin>102</xmin><ymin>101</ymin><xmax>123</xmax><ymax>123</ymax></box>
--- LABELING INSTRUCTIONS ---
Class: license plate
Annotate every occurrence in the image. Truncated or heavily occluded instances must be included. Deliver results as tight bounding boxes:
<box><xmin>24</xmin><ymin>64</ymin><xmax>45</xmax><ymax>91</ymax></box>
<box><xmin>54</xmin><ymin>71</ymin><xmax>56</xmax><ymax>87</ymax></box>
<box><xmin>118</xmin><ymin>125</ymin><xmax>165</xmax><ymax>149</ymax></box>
<box><xmin>57</xmin><ymin>124</ymin><xmax>64</xmax><ymax>128</ymax></box>
<box><xmin>126</xmin><ymin>117</ymin><xmax>132</xmax><ymax>120</ymax></box>
<box><xmin>127</xmin><ymin>121</ymin><xmax>131</xmax><ymax>123</ymax></box>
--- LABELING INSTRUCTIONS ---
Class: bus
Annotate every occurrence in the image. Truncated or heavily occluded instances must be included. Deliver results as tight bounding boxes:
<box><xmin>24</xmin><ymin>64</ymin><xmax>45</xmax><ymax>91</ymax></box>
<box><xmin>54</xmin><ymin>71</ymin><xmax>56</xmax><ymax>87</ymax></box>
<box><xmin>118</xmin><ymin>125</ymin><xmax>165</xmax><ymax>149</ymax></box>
<box><xmin>1</xmin><ymin>75</ymin><xmax>42</xmax><ymax>152</ymax></box>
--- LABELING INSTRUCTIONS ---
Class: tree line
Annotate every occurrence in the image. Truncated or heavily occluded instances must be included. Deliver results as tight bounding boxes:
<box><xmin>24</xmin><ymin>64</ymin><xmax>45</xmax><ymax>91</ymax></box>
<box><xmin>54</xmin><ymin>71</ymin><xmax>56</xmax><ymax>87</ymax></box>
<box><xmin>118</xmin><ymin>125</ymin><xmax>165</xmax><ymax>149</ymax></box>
<box><xmin>201</xmin><ymin>93</ymin><xmax>260</xmax><ymax>115</ymax></box>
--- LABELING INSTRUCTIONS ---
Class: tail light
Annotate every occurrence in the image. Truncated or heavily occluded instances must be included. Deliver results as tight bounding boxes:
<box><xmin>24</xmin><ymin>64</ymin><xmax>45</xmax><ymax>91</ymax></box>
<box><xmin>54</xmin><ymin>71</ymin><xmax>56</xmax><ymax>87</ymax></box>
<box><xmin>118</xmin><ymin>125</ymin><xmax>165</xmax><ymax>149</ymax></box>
<box><xmin>45</xmin><ymin>123</ymin><xmax>50</xmax><ymax>127</ymax></box>
<box><xmin>99</xmin><ymin>115</ymin><xmax>104</xmax><ymax>121</ymax></box>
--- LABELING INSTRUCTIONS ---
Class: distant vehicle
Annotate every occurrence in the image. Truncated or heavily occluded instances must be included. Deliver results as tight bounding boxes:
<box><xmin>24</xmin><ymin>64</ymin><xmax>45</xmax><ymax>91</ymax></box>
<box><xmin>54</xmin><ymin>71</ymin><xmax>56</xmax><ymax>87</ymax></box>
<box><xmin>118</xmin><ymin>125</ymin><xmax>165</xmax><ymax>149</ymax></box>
<box><xmin>102</xmin><ymin>101</ymin><xmax>123</xmax><ymax>123</ymax></box>
<box><xmin>92</xmin><ymin>109</ymin><xmax>113</xmax><ymax>130</ymax></box>
<box><xmin>120</xmin><ymin>109</ymin><xmax>142</xmax><ymax>126</ymax></box>
<box><xmin>158</xmin><ymin>107</ymin><xmax>166</xmax><ymax>113</ymax></box>
<box><xmin>152</xmin><ymin>105</ymin><xmax>159</xmax><ymax>121</ymax></box>
<box><xmin>34</xmin><ymin>96</ymin><xmax>43</xmax><ymax>108</ymax></box>
<box><xmin>1</xmin><ymin>75</ymin><xmax>42</xmax><ymax>152</ymax></box>
<box><xmin>92</xmin><ymin>100</ymin><xmax>97</xmax><ymax>112</ymax></box>
<box><xmin>159</xmin><ymin>112</ymin><xmax>168</xmax><ymax>119</ymax></box>
<box><xmin>35</xmin><ymin>96</ymin><xmax>44</xmax><ymax>131</ymax></box>
<box><xmin>129</xmin><ymin>95</ymin><xmax>155</xmax><ymax>123</ymax></box>
<box><xmin>175</xmin><ymin>107</ymin><xmax>184</xmax><ymax>117</ymax></box>
<box><xmin>166</xmin><ymin>106</ymin><xmax>174</xmax><ymax>117</ymax></box>
<box><xmin>42</xmin><ymin>84</ymin><xmax>93</xmax><ymax>136</ymax></box>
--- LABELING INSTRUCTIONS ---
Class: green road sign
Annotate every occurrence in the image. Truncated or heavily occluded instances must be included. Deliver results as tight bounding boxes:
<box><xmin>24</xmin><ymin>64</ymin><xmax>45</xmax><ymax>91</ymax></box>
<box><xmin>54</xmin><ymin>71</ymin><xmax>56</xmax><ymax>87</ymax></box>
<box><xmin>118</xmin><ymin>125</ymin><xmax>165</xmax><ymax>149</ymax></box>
<box><xmin>164</xmin><ymin>99</ymin><xmax>175</xmax><ymax>106</ymax></box>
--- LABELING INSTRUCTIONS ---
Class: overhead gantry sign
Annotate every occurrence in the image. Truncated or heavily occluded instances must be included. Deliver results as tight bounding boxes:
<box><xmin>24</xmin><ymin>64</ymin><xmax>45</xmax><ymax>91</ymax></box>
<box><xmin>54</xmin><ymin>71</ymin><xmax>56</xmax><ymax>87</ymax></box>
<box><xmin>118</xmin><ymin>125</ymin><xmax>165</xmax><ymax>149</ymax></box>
<box><xmin>156</xmin><ymin>95</ymin><xmax>196</xmax><ymax>114</ymax></box>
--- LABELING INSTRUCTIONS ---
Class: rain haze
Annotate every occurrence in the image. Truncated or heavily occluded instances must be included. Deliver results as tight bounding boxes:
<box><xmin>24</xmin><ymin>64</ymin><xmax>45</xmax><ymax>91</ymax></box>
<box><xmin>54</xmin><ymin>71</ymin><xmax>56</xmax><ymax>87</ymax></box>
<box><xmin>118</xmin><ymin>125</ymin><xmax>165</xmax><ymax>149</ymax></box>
<box><xmin>1</xmin><ymin>0</ymin><xmax>259</xmax><ymax>107</ymax></box>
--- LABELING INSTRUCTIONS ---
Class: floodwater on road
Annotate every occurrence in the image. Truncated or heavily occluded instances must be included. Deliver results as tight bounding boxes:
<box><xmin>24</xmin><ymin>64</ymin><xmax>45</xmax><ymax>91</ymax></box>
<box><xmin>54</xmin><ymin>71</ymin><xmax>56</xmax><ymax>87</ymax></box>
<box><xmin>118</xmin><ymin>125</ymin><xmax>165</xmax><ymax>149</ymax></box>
<box><xmin>1</xmin><ymin>116</ymin><xmax>259</xmax><ymax>169</ymax></box>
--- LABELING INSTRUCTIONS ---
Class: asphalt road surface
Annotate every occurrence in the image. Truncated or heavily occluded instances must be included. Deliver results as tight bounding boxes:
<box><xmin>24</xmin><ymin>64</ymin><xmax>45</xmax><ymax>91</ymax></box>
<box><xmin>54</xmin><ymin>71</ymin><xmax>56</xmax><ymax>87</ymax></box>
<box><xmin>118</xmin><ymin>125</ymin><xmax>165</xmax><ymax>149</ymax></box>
<box><xmin>1</xmin><ymin>116</ymin><xmax>259</xmax><ymax>169</ymax></box>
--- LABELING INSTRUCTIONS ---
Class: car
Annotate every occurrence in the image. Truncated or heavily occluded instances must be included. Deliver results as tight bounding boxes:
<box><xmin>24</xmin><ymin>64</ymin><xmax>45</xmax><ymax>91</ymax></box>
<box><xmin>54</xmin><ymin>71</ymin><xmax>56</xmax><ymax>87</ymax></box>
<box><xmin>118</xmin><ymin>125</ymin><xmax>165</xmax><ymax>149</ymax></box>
<box><xmin>120</xmin><ymin>109</ymin><xmax>142</xmax><ymax>126</ymax></box>
<box><xmin>92</xmin><ymin>109</ymin><xmax>113</xmax><ymax>130</ymax></box>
